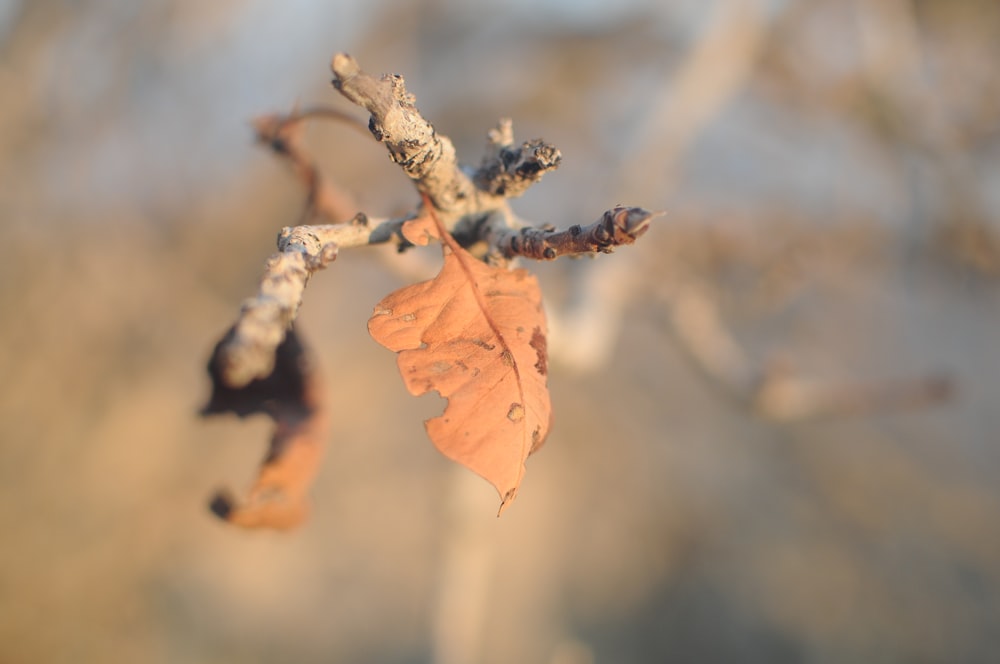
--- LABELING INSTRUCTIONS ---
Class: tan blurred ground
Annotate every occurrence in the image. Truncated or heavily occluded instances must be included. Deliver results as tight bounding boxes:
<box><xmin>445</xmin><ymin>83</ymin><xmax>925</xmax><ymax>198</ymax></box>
<box><xmin>2</xmin><ymin>1</ymin><xmax>999</xmax><ymax>663</ymax></box>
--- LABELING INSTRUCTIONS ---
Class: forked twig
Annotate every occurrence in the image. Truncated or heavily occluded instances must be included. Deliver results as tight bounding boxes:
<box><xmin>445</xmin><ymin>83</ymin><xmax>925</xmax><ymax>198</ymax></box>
<box><xmin>203</xmin><ymin>53</ymin><xmax>658</xmax><ymax>528</ymax></box>
<box><xmin>214</xmin><ymin>54</ymin><xmax>657</xmax><ymax>391</ymax></box>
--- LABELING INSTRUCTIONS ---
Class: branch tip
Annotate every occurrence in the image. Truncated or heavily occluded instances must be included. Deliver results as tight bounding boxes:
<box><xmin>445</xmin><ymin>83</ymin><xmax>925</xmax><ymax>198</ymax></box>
<box><xmin>487</xmin><ymin>118</ymin><xmax>514</xmax><ymax>148</ymax></box>
<box><xmin>490</xmin><ymin>205</ymin><xmax>660</xmax><ymax>260</ymax></box>
<box><xmin>330</xmin><ymin>52</ymin><xmax>360</xmax><ymax>82</ymax></box>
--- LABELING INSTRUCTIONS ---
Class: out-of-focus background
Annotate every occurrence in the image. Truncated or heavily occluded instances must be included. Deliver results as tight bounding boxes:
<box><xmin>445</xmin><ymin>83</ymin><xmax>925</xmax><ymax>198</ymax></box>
<box><xmin>2</xmin><ymin>0</ymin><xmax>999</xmax><ymax>662</ymax></box>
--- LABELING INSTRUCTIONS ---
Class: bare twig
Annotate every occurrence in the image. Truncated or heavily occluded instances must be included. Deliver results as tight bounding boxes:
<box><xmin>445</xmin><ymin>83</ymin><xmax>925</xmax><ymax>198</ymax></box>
<box><xmin>213</xmin><ymin>212</ymin><xmax>426</xmax><ymax>388</ymax></box>
<box><xmin>473</xmin><ymin>118</ymin><xmax>562</xmax><ymax>198</ymax></box>
<box><xmin>212</xmin><ymin>54</ymin><xmax>658</xmax><ymax>390</ymax></box>
<box><xmin>212</xmin><ymin>236</ymin><xmax>337</xmax><ymax>388</ymax></box>
<box><xmin>327</xmin><ymin>53</ymin><xmax>585</xmax><ymax>245</ymax></box>
<box><xmin>277</xmin><ymin>212</ymin><xmax>417</xmax><ymax>250</ymax></box>
<box><xmin>216</xmin><ymin>55</ymin><xmax>657</xmax><ymax>390</ymax></box>
<box><xmin>331</xmin><ymin>53</ymin><xmax>484</xmax><ymax>216</ymax></box>
<box><xmin>489</xmin><ymin>206</ymin><xmax>661</xmax><ymax>261</ymax></box>
<box><xmin>252</xmin><ymin>109</ymin><xmax>366</xmax><ymax>223</ymax></box>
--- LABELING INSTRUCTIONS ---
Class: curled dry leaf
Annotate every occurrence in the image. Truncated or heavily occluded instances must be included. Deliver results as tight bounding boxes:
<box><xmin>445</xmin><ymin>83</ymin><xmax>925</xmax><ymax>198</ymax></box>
<box><xmin>202</xmin><ymin>327</ymin><xmax>328</xmax><ymax>529</ymax></box>
<box><xmin>369</xmin><ymin>203</ymin><xmax>551</xmax><ymax>513</ymax></box>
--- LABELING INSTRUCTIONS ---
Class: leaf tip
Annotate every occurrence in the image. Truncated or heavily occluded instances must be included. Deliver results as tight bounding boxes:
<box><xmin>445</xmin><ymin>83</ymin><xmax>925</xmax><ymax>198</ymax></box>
<box><xmin>529</xmin><ymin>326</ymin><xmax>548</xmax><ymax>376</ymax></box>
<box><xmin>209</xmin><ymin>487</ymin><xmax>310</xmax><ymax>530</ymax></box>
<box><xmin>497</xmin><ymin>487</ymin><xmax>518</xmax><ymax>517</ymax></box>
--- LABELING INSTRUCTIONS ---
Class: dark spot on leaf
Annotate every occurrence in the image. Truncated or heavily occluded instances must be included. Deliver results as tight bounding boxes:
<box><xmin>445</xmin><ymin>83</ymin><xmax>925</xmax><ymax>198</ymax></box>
<box><xmin>531</xmin><ymin>426</ymin><xmax>544</xmax><ymax>452</ymax></box>
<box><xmin>500</xmin><ymin>349</ymin><xmax>515</xmax><ymax>367</ymax></box>
<box><xmin>530</xmin><ymin>327</ymin><xmax>547</xmax><ymax>376</ymax></box>
<box><xmin>507</xmin><ymin>403</ymin><xmax>524</xmax><ymax>422</ymax></box>
<box><xmin>471</xmin><ymin>338</ymin><xmax>496</xmax><ymax>351</ymax></box>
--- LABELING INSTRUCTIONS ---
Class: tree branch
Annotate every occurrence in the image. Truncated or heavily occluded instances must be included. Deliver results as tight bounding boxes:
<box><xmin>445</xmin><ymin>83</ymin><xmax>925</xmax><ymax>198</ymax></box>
<box><xmin>212</xmin><ymin>55</ymin><xmax>658</xmax><ymax>391</ymax></box>
<box><xmin>201</xmin><ymin>52</ymin><xmax>662</xmax><ymax>528</ymax></box>
<box><xmin>252</xmin><ymin>108</ymin><xmax>366</xmax><ymax>224</ymax></box>
<box><xmin>212</xmin><ymin>212</ymin><xmax>424</xmax><ymax>389</ymax></box>
<box><xmin>330</xmin><ymin>53</ymin><xmax>482</xmax><ymax>216</ymax></box>
<box><xmin>211</xmin><ymin>233</ymin><xmax>338</xmax><ymax>388</ymax></box>
<box><xmin>488</xmin><ymin>206</ymin><xmax>661</xmax><ymax>260</ymax></box>
<box><xmin>472</xmin><ymin>118</ymin><xmax>562</xmax><ymax>198</ymax></box>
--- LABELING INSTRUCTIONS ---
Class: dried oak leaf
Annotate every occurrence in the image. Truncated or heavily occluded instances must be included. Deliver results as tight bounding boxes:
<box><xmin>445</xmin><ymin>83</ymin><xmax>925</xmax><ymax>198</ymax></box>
<box><xmin>369</xmin><ymin>209</ymin><xmax>551</xmax><ymax>514</ymax></box>
<box><xmin>202</xmin><ymin>327</ymin><xmax>328</xmax><ymax>529</ymax></box>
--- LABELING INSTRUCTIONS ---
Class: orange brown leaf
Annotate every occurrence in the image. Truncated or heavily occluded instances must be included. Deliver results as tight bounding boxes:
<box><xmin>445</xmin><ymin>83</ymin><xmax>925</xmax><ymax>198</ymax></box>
<box><xmin>368</xmin><ymin>209</ymin><xmax>551</xmax><ymax>513</ymax></box>
<box><xmin>400</xmin><ymin>213</ymin><xmax>439</xmax><ymax>246</ymax></box>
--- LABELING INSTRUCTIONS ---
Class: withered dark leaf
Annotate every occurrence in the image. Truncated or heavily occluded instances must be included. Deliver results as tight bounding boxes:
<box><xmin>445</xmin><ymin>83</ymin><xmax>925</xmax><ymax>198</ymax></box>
<box><xmin>203</xmin><ymin>327</ymin><xmax>328</xmax><ymax>529</ymax></box>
